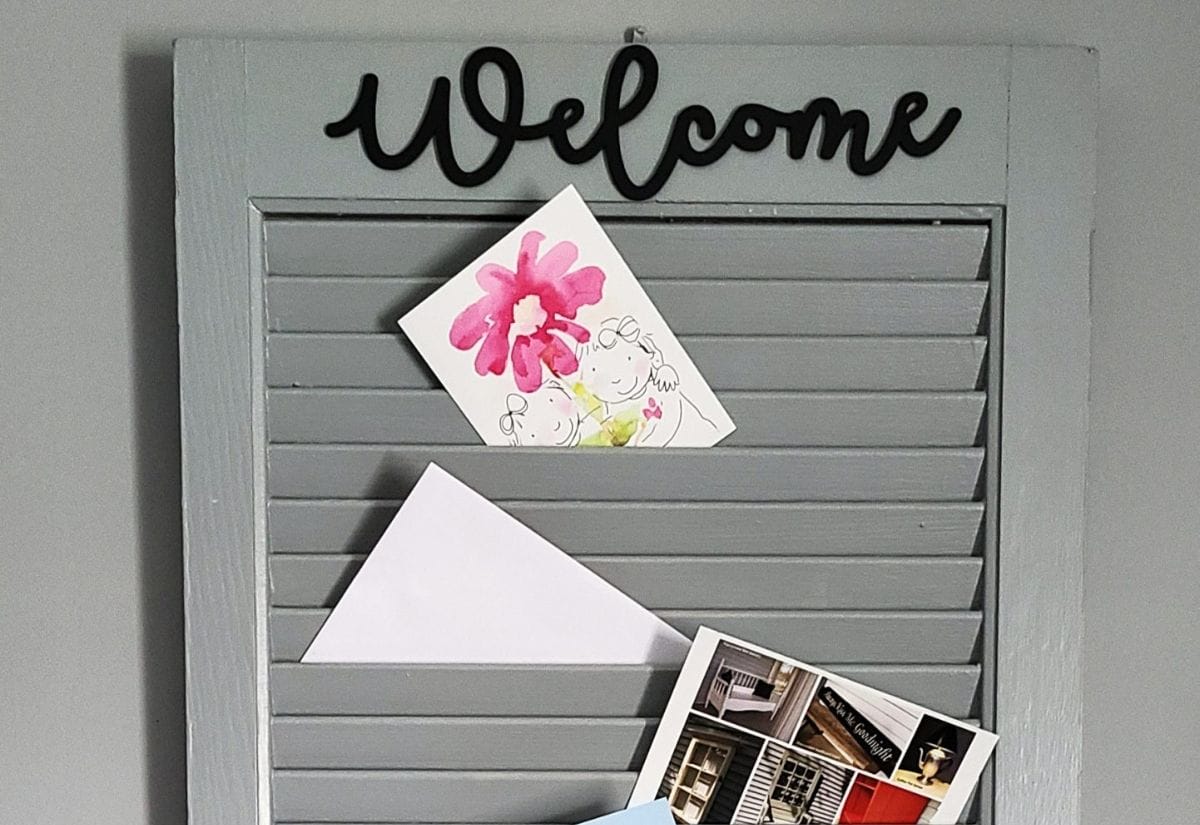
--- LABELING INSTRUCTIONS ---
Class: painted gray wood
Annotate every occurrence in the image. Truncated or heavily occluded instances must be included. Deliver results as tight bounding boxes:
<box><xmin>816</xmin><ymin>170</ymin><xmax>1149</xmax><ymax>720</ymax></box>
<box><xmin>268</xmin><ymin>555</ymin><xmax>982</xmax><ymax>610</ymax></box>
<box><xmin>174</xmin><ymin>40</ymin><xmax>262</xmax><ymax>825</ymax></box>
<box><xmin>270</xmin><ymin>663</ymin><xmax>680</xmax><ymax>717</ymax></box>
<box><xmin>273</xmin><ymin>714</ymin><xmax>974</xmax><ymax>774</ymax></box>
<box><xmin>267</xmin><ymin>389</ymin><xmax>986</xmax><ymax>447</ymax></box>
<box><xmin>266</xmin><ymin>334</ymin><xmax>988</xmax><ymax>391</ymax></box>
<box><xmin>265</xmin><ymin>219</ymin><xmax>989</xmax><ymax>282</ymax></box>
<box><xmin>272</xmin><ymin>770</ymin><xmax>634</xmax><ymax>823</ymax></box>
<box><xmin>659</xmin><ymin>611</ymin><xmax>979</xmax><ymax>663</ymax></box>
<box><xmin>994</xmin><ymin>48</ymin><xmax>1094</xmax><ymax>825</ymax></box>
<box><xmin>267</xmin><ymin>499</ymin><xmax>985</xmax><ymax>556</ymax></box>
<box><xmin>269</xmin><ymin>608</ymin><xmax>980</xmax><ymax>665</ymax></box>
<box><xmin>267</xmin><ymin>277</ymin><xmax>989</xmax><ymax>335</ymax></box>
<box><xmin>266</xmin><ymin>445</ymin><xmax>984</xmax><ymax>501</ymax></box>
<box><xmin>268</xmin><ymin>663</ymin><xmax>979</xmax><ymax>718</ymax></box>
<box><xmin>975</xmin><ymin>214</ymin><xmax>1004</xmax><ymax>825</ymax></box>
<box><xmin>258</xmin><ymin>206</ymin><xmax>991</xmax><ymax>824</ymax></box>
<box><xmin>273</xmin><ymin>715</ymin><xmax>979</xmax><ymax>774</ymax></box>
<box><xmin>176</xmin><ymin>39</ymin><xmax>1093</xmax><ymax>825</ymax></box>
<box><xmin>271</xmin><ymin>717</ymin><xmax>658</xmax><ymax>770</ymax></box>
<box><xmin>245</xmin><ymin>42</ymin><xmax>1010</xmax><ymax>204</ymax></box>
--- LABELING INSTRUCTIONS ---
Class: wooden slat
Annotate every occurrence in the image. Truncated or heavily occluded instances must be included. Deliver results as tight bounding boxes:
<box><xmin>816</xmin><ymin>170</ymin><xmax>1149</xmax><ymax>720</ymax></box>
<box><xmin>269</xmin><ymin>555</ymin><xmax>983</xmax><ymax>610</ymax></box>
<box><xmin>266</xmin><ymin>277</ymin><xmax>989</xmax><ymax>335</ymax></box>
<box><xmin>265</xmin><ymin>334</ymin><xmax>988</xmax><ymax>391</ymax></box>
<box><xmin>270</xmin><ymin>609</ymin><xmax>980</xmax><ymax>665</ymax></box>
<box><xmin>266</xmin><ymin>445</ymin><xmax>984</xmax><ymax>501</ymax></box>
<box><xmin>269</xmin><ymin>662</ymin><xmax>980</xmax><ymax>718</ymax></box>
<box><xmin>271</xmin><ymin>717</ymin><xmax>657</xmax><ymax>770</ymax></box>
<box><xmin>270</xmin><ymin>662</ymin><xmax>678</xmax><ymax>717</ymax></box>
<box><xmin>271</xmin><ymin>716</ymin><xmax>980</xmax><ymax>772</ymax></box>
<box><xmin>272</xmin><ymin>769</ymin><xmax>634</xmax><ymax>823</ymax></box>
<box><xmin>267</xmin><ymin>500</ymin><xmax>985</xmax><ymax>556</ymax></box>
<box><xmin>264</xmin><ymin>219</ymin><xmax>989</xmax><ymax>281</ymax></box>
<box><xmin>259</xmin><ymin>213</ymin><xmax>995</xmax><ymax>815</ymax></box>
<box><xmin>267</xmin><ymin>389</ymin><xmax>986</xmax><ymax>447</ymax></box>
<box><xmin>662</xmin><ymin>610</ymin><xmax>980</xmax><ymax>663</ymax></box>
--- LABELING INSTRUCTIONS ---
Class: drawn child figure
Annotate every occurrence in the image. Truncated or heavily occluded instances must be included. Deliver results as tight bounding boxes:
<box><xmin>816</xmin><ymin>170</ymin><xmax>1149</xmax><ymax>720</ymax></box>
<box><xmin>573</xmin><ymin>382</ymin><xmax>641</xmax><ymax>447</ymax></box>
<box><xmin>497</xmin><ymin>379</ymin><xmax>584</xmax><ymax>447</ymax></box>
<box><xmin>578</xmin><ymin>315</ymin><xmax>716</xmax><ymax>447</ymax></box>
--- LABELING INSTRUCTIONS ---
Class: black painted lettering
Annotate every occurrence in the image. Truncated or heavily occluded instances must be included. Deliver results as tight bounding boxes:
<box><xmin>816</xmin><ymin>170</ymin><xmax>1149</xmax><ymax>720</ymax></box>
<box><xmin>324</xmin><ymin>45</ymin><xmax>961</xmax><ymax>200</ymax></box>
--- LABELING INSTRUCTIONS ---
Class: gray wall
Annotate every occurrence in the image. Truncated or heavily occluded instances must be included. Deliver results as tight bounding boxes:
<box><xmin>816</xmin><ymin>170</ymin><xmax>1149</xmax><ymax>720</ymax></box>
<box><xmin>1</xmin><ymin>2</ymin><xmax>1196</xmax><ymax>824</ymax></box>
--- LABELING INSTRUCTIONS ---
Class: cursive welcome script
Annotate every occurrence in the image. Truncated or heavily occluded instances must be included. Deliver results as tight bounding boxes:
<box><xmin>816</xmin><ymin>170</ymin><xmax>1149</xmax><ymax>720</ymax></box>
<box><xmin>325</xmin><ymin>45</ymin><xmax>962</xmax><ymax>201</ymax></box>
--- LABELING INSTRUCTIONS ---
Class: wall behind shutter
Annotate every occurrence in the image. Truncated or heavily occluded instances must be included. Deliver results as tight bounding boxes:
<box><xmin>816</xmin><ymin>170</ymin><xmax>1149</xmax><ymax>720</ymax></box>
<box><xmin>260</xmin><ymin>205</ymin><xmax>996</xmax><ymax>824</ymax></box>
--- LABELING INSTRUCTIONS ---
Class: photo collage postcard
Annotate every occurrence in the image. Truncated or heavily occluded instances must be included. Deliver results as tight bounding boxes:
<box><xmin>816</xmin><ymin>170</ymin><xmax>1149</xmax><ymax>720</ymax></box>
<box><xmin>400</xmin><ymin>185</ymin><xmax>735</xmax><ymax>448</ymax></box>
<box><xmin>629</xmin><ymin>628</ymin><xmax>997</xmax><ymax>825</ymax></box>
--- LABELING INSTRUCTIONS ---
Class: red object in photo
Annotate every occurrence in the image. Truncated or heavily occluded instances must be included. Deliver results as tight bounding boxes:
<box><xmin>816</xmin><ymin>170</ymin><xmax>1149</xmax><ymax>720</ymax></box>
<box><xmin>838</xmin><ymin>775</ymin><xmax>929</xmax><ymax>824</ymax></box>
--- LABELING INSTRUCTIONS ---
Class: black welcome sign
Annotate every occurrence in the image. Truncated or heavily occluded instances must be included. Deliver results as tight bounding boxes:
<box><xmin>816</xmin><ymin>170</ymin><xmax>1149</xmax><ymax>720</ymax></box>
<box><xmin>326</xmin><ymin>45</ymin><xmax>961</xmax><ymax>201</ymax></box>
<box><xmin>818</xmin><ymin>684</ymin><xmax>902</xmax><ymax>774</ymax></box>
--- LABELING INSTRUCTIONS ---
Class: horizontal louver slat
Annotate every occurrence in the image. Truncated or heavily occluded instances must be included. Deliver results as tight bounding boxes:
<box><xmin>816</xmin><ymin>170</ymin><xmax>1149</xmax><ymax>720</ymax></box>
<box><xmin>659</xmin><ymin>610</ymin><xmax>979</xmax><ymax>663</ymax></box>
<box><xmin>268</xmin><ymin>555</ymin><xmax>982</xmax><ymax>610</ymax></box>
<box><xmin>270</xmin><ymin>609</ymin><xmax>980</xmax><ymax>665</ymax></box>
<box><xmin>268</xmin><ymin>663</ymin><xmax>979</xmax><ymax>718</ymax></box>
<box><xmin>271</xmin><ymin>717</ymin><xmax>658</xmax><ymax>770</ymax></box>
<box><xmin>267</xmin><ymin>500</ymin><xmax>985</xmax><ymax>556</ymax></box>
<box><xmin>266</xmin><ymin>334</ymin><xmax>988</xmax><ymax>391</ymax></box>
<box><xmin>273</xmin><ymin>770</ymin><xmax>633</xmax><ymax>823</ymax></box>
<box><xmin>267</xmin><ymin>445</ymin><xmax>984</xmax><ymax>501</ymax></box>
<box><xmin>264</xmin><ymin>219</ymin><xmax>988</xmax><ymax>281</ymax></box>
<box><xmin>271</xmin><ymin>715</ymin><xmax>978</xmax><ymax>771</ymax></box>
<box><xmin>266</xmin><ymin>278</ymin><xmax>989</xmax><ymax>335</ymax></box>
<box><xmin>267</xmin><ymin>389</ymin><xmax>986</xmax><ymax>447</ymax></box>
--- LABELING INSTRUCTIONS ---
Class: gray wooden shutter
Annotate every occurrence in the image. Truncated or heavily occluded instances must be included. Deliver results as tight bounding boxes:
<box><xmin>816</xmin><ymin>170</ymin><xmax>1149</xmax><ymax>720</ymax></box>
<box><xmin>260</xmin><ymin>205</ymin><xmax>995</xmax><ymax>824</ymax></box>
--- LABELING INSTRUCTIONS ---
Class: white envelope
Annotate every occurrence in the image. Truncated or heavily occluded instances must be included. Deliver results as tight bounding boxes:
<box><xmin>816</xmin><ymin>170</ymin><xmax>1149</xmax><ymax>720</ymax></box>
<box><xmin>301</xmin><ymin>463</ymin><xmax>692</xmax><ymax>665</ymax></box>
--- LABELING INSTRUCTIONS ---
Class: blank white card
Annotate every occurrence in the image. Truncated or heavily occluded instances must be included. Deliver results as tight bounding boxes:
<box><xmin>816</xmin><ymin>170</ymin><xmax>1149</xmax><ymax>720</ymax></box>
<box><xmin>302</xmin><ymin>463</ymin><xmax>692</xmax><ymax>665</ymax></box>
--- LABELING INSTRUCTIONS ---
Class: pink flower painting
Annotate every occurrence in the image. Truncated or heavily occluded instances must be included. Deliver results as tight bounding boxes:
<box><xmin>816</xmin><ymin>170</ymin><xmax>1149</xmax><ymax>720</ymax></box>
<box><xmin>449</xmin><ymin>230</ymin><xmax>605</xmax><ymax>392</ymax></box>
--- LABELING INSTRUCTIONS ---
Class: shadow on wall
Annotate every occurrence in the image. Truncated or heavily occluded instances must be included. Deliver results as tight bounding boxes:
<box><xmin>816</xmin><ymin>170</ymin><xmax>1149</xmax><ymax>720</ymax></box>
<box><xmin>123</xmin><ymin>44</ymin><xmax>187</xmax><ymax>823</ymax></box>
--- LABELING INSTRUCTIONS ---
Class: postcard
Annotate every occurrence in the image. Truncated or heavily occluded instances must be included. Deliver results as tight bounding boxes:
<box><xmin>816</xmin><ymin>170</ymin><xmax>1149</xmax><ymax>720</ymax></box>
<box><xmin>300</xmin><ymin>463</ymin><xmax>692</xmax><ymax>665</ymax></box>
<box><xmin>629</xmin><ymin>628</ymin><xmax>997</xmax><ymax>824</ymax></box>
<box><xmin>582</xmin><ymin>800</ymin><xmax>674</xmax><ymax>825</ymax></box>
<box><xmin>399</xmin><ymin>185</ymin><xmax>735</xmax><ymax>447</ymax></box>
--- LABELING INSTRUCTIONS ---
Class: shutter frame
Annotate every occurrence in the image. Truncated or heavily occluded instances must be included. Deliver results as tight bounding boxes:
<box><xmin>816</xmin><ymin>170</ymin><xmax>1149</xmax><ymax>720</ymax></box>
<box><xmin>175</xmin><ymin>39</ymin><xmax>1093</xmax><ymax>825</ymax></box>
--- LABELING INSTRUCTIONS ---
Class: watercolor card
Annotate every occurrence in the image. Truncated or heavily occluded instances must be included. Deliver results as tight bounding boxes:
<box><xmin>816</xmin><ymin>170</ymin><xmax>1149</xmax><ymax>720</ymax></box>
<box><xmin>629</xmin><ymin>628</ymin><xmax>997</xmax><ymax>824</ymax></box>
<box><xmin>400</xmin><ymin>185</ymin><xmax>735</xmax><ymax>447</ymax></box>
